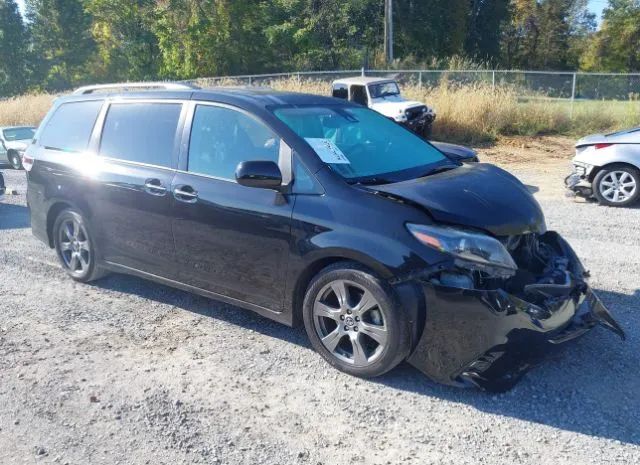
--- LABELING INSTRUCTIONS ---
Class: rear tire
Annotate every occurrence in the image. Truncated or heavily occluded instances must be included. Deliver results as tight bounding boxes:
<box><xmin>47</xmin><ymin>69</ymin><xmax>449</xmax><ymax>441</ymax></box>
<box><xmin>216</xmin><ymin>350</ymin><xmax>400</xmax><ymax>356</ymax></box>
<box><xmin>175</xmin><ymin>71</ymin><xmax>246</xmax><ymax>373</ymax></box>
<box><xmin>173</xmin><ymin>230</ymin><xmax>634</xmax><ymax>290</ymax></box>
<box><xmin>8</xmin><ymin>150</ymin><xmax>22</xmax><ymax>170</ymax></box>
<box><xmin>53</xmin><ymin>209</ymin><xmax>107</xmax><ymax>282</ymax></box>
<box><xmin>302</xmin><ymin>262</ymin><xmax>411</xmax><ymax>378</ymax></box>
<box><xmin>593</xmin><ymin>164</ymin><xmax>640</xmax><ymax>207</ymax></box>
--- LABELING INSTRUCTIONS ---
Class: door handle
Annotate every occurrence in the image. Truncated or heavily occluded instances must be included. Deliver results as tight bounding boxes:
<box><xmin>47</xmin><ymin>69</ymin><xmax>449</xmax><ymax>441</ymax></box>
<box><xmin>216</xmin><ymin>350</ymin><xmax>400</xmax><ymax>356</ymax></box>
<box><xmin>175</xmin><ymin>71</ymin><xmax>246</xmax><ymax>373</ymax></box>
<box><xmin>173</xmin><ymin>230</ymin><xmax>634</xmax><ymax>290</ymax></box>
<box><xmin>144</xmin><ymin>178</ymin><xmax>167</xmax><ymax>196</ymax></box>
<box><xmin>173</xmin><ymin>185</ymin><xmax>198</xmax><ymax>203</ymax></box>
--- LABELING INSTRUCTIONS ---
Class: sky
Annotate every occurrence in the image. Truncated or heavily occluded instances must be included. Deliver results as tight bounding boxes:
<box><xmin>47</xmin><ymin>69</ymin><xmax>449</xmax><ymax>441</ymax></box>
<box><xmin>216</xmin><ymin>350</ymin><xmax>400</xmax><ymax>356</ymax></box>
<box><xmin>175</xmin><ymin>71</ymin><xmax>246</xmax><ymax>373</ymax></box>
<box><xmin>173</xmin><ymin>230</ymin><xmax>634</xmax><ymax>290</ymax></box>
<box><xmin>15</xmin><ymin>0</ymin><xmax>608</xmax><ymax>27</ymax></box>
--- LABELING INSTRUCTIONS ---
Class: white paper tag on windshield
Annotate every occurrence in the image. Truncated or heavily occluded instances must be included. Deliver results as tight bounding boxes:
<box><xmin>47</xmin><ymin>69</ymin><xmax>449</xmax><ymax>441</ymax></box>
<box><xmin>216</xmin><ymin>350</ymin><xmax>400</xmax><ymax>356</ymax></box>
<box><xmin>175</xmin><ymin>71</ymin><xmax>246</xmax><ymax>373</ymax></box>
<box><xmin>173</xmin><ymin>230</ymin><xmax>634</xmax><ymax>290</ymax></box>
<box><xmin>305</xmin><ymin>138</ymin><xmax>350</xmax><ymax>164</ymax></box>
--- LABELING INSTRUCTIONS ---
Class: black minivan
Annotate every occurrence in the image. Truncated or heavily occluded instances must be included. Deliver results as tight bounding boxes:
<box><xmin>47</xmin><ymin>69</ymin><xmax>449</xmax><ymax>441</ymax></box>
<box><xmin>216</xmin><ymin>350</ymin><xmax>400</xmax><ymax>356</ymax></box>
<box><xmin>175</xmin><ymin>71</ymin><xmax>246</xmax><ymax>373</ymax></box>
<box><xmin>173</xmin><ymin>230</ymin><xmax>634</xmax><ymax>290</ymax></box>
<box><xmin>25</xmin><ymin>83</ymin><xmax>623</xmax><ymax>391</ymax></box>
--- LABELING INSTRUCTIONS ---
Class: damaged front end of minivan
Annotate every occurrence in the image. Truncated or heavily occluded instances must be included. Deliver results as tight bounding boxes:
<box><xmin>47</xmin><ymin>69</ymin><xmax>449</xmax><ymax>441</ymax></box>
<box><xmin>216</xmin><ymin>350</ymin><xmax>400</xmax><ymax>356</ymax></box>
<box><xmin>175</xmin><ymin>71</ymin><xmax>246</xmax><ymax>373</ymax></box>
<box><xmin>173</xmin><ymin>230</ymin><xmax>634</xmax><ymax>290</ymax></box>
<box><xmin>403</xmin><ymin>231</ymin><xmax>625</xmax><ymax>392</ymax></box>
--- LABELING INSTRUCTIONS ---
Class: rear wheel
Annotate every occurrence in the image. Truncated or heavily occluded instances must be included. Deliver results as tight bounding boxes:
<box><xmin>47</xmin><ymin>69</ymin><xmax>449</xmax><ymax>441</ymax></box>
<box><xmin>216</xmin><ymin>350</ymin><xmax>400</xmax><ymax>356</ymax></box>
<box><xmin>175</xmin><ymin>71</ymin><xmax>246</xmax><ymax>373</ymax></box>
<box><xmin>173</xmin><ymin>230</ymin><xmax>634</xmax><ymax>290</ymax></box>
<box><xmin>8</xmin><ymin>150</ymin><xmax>22</xmax><ymax>170</ymax></box>
<box><xmin>302</xmin><ymin>262</ymin><xmax>411</xmax><ymax>378</ymax></box>
<box><xmin>593</xmin><ymin>164</ymin><xmax>640</xmax><ymax>207</ymax></box>
<box><xmin>53</xmin><ymin>209</ymin><xmax>106</xmax><ymax>282</ymax></box>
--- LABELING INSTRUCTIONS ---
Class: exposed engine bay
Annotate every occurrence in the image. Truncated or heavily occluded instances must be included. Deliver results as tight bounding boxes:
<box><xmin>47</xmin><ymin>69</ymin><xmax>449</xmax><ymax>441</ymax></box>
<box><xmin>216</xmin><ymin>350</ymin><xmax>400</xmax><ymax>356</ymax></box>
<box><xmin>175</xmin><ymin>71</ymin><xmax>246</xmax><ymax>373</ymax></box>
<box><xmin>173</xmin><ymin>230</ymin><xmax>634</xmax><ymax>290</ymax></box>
<box><xmin>405</xmin><ymin>231</ymin><xmax>625</xmax><ymax>392</ymax></box>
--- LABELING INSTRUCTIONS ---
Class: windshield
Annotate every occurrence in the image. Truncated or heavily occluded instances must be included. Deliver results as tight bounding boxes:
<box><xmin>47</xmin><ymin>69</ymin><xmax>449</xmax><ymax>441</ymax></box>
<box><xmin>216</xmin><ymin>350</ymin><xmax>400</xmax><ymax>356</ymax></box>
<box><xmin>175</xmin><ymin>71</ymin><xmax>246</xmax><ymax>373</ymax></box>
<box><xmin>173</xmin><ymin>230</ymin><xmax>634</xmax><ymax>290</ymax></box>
<box><xmin>368</xmin><ymin>82</ymin><xmax>400</xmax><ymax>98</ymax></box>
<box><xmin>273</xmin><ymin>105</ymin><xmax>449</xmax><ymax>183</ymax></box>
<box><xmin>3</xmin><ymin>127</ymin><xmax>35</xmax><ymax>142</ymax></box>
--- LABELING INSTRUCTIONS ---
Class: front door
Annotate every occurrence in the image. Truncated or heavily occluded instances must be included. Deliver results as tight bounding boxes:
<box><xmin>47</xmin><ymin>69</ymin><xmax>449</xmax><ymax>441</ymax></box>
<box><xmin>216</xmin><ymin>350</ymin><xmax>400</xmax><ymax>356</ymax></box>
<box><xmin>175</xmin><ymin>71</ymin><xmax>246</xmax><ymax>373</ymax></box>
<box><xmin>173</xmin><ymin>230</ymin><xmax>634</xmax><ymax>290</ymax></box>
<box><xmin>93</xmin><ymin>101</ymin><xmax>184</xmax><ymax>277</ymax></box>
<box><xmin>171</xmin><ymin>103</ymin><xmax>294</xmax><ymax>311</ymax></box>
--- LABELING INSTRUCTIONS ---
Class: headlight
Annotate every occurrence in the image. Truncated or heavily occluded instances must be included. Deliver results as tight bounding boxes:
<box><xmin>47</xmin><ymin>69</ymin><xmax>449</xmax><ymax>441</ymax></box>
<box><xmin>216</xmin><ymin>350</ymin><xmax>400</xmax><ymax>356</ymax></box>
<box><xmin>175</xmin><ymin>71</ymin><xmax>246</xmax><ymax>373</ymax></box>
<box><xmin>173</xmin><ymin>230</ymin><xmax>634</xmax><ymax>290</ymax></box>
<box><xmin>406</xmin><ymin>223</ymin><xmax>517</xmax><ymax>272</ymax></box>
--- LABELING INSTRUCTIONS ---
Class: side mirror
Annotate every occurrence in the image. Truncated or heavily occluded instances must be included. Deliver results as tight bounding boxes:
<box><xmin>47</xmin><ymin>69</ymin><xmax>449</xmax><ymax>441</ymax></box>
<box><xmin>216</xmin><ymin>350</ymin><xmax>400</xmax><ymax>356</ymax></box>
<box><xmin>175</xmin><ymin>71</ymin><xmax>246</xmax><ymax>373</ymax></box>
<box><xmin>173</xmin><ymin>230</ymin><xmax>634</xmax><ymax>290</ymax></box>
<box><xmin>235</xmin><ymin>161</ymin><xmax>283</xmax><ymax>190</ymax></box>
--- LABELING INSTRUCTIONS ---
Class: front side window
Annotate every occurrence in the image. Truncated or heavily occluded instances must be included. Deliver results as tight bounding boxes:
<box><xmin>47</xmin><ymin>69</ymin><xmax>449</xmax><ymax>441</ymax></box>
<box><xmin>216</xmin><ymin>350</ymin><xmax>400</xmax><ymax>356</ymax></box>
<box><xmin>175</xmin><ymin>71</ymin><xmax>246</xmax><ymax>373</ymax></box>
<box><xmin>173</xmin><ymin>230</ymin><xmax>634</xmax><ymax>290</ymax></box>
<box><xmin>39</xmin><ymin>101</ymin><xmax>103</xmax><ymax>152</ymax></box>
<box><xmin>3</xmin><ymin>127</ymin><xmax>35</xmax><ymax>142</ymax></box>
<box><xmin>274</xmin><ymin>105</ymin><xmax>448</xmax><ymax>183</ymax></box>
<box><xmin>350</xmin><ymin>85</ymin><xmax>368</xmax><ymax>106</ymax></box>
<box><xmin>99</xmin><ymin>103</ymin><xmax>182</xmax><ymax>168</ymax></box>
<box><xmin>188</xmin><ymin>105</ymin><xmax>281</xmax><ymax>180</ymax></box>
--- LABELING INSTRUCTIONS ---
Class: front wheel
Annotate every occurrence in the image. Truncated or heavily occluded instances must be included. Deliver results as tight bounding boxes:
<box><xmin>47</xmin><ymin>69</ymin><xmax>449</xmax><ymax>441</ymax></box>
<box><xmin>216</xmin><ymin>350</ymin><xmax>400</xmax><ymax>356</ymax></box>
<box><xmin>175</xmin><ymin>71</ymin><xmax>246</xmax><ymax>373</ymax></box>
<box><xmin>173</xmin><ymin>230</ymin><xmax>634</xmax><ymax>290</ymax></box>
<box><xmin>302</xmin><ymin>262</ymin><xmax>411</xmax><ymax>378</ymax></box>
<box><xmin>53</xmin><ymin>209</ymin><xmax>106</xmax><ymax>282</ymax></box>
<box><xmin>421</xmin><ymin>122</ymin><xmax>433</xmax><ymax>140</ymax></box>
<box><xmin>8</xmin><ymin>151</ymin><xmax>23</xmax><ymax>170</ymax></box>
<box><xmin>593</xmin><ymin>164</ymin><xmax>640</xmax><ymax>207</ymax></box>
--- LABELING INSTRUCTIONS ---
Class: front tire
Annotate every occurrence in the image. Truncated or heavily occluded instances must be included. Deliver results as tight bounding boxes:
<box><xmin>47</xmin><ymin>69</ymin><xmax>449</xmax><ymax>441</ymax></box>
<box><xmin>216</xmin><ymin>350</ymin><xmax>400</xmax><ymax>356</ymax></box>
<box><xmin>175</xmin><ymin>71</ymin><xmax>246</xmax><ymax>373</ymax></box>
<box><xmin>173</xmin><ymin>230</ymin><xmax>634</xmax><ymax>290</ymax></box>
<box><xmin>53</xmin><ymin>209</ymin><xmax>106</xmax><ymax>282</ymax></box>
<box><xmin>302</xmin><ymin>262</ymin><xmax>411</xmax><ymax>378</ymax></box>
<box><xmin>8</xmin><ymin>151</ymin><xmax>22</xmax><ymax>170</ymax></box>
<box><xmin>593</xmin><ymin>164</ymin><xmax>640</xmax><ymax>207</ymax></box>
<box><xmin>422</xmin><ymin>122</ymin><xmax>433</xmax><ymax>139</ymax></box>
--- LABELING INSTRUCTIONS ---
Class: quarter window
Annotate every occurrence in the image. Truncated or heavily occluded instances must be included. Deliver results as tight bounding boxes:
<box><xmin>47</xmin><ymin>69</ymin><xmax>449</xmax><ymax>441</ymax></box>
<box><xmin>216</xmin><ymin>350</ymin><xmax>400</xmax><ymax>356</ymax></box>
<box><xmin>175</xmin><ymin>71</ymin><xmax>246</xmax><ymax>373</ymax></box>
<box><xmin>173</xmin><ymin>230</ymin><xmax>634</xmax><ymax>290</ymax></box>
<box><xmin>39</xmin><ymin>101</ymin><xmax>103</xmax><ymax>152</ymax></box>
<box><xmin>188</xmin><ymin>105</ymin><xmax>281</xmax><ymax>180</ymax></box>
<box><xmin>99</xmin><ymin>103</ymin><xmax>182</xmax><ymax>168</ymax></box>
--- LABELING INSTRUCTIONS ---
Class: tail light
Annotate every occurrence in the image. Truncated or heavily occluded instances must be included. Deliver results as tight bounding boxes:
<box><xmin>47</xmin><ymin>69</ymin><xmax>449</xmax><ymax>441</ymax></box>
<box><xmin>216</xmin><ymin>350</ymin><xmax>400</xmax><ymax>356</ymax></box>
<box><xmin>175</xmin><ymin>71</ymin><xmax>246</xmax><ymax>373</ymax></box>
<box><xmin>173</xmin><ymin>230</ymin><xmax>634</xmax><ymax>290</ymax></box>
<box><xmin>594</xmin><ymin>143</ymin><xmax>613</xmax><ymax>150</ymax></box>
<box><xmin>22</xmin><ymin>153</ymin><xmax>34</xmax><ymax>171</ymax></box>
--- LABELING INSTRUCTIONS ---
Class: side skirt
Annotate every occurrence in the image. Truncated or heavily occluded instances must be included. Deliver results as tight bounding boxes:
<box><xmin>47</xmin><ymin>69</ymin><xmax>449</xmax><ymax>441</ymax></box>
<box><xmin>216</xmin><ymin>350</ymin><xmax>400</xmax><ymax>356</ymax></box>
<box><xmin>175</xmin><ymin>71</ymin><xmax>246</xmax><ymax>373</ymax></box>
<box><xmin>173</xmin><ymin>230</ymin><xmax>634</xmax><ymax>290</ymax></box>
<box><xmin>103</xmin><ymin>261</ymin><xmax>293</xmax><ymax>326</ymax></box>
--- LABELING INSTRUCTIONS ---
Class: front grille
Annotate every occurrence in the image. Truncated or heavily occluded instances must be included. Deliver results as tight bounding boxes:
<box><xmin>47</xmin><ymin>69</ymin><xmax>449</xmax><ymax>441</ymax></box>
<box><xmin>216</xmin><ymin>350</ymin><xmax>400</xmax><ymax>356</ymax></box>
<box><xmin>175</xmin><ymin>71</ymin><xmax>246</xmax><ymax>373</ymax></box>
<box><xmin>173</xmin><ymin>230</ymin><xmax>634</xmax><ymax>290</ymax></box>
<box><xmin>405</xmin><ymin>106</ymin><xmax>428</xmax><ymax>121</ymax></box>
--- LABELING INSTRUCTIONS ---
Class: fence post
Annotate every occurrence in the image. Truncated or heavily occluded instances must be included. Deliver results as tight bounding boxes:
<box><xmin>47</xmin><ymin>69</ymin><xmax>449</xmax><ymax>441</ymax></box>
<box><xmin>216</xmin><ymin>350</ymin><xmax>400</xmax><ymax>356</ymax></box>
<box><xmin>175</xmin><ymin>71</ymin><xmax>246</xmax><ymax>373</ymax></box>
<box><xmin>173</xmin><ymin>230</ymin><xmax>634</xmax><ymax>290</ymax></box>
<box><xmin>248</xmin><ymin>76</ymin><xmax>252</xmax><ymax>86</ymax></box>
<box><xmin>419</xmin><ymin>71</ymin><xmax>422</xmax><ymax>88</ymax></box>
<box><xmin>570</xmin><ymin>72</ymin><xmax>577</xmax><ymax>119</ymax></box>
<box><xmin>492</xmin><ymin>70</ymin><xmax>496</xmax><ymax>90</ymax></box>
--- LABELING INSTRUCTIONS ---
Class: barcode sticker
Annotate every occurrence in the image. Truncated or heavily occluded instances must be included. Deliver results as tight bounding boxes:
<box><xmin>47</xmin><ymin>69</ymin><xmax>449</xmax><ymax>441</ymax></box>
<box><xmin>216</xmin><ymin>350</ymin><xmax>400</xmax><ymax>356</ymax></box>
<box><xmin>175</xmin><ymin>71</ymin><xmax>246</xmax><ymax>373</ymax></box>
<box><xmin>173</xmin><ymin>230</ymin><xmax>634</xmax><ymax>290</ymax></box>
<box><xmin>305</xmin><ymin>138</ymin><xmax>351</xmax><ymax>164</ymax></box>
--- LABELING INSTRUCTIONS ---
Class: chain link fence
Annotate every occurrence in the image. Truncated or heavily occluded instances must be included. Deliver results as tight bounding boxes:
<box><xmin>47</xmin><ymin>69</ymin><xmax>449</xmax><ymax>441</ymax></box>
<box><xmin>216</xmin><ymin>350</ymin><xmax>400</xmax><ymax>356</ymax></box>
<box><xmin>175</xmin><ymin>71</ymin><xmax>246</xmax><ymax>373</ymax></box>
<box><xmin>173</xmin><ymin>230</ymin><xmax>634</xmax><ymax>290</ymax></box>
<box><xmin>186</xmin><ymin>69</ymin><xmax>640</xmax><ymax>102</ymax></box>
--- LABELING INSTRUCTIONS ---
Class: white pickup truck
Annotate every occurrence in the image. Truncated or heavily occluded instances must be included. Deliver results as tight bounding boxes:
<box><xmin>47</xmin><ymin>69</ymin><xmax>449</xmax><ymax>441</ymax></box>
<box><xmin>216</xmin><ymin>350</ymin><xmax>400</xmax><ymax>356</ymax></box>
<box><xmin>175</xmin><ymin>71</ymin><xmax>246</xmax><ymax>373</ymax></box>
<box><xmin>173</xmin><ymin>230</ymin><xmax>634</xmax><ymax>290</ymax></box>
<box><xmin>331</xmin><ymin>76</ymin><xmax>436</xmax><ymax>138</ymax></box>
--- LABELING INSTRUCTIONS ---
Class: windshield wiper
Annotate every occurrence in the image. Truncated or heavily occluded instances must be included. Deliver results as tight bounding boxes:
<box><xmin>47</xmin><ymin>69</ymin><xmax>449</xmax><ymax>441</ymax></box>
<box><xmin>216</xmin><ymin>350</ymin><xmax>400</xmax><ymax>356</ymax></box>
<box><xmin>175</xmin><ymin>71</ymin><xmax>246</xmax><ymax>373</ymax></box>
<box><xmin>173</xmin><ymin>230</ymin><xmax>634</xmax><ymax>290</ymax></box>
<box><xmin>350</xmin><ymin>177</ymin><xmax>393</xmax><ymax>186</ymax></box>
<box><xmin>418</xmin><ymin>164</ymin><xmax>460</xmax><ymax>177</ymax></box>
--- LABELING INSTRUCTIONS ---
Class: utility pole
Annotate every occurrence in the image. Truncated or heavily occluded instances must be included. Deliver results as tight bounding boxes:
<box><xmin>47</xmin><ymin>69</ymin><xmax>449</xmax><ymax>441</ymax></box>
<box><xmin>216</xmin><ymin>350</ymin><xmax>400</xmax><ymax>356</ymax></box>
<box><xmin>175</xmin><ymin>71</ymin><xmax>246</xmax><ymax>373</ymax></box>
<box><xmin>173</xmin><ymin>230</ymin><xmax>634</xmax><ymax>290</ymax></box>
<box><xmin>384</xmin><ymin>0</ymin><xmax>393</xmax><ymax>64</ymax></box>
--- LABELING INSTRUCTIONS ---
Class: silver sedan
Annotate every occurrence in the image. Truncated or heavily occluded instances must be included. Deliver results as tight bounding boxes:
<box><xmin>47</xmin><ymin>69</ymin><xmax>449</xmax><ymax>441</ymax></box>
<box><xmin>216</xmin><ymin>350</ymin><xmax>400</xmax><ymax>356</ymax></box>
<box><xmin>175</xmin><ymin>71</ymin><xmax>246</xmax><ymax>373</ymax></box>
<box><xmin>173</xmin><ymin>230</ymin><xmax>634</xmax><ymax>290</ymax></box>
<box><xmin>566</xmin><ymin>128</ymin><xmax>640</xmax><ymax>206</ymax></box>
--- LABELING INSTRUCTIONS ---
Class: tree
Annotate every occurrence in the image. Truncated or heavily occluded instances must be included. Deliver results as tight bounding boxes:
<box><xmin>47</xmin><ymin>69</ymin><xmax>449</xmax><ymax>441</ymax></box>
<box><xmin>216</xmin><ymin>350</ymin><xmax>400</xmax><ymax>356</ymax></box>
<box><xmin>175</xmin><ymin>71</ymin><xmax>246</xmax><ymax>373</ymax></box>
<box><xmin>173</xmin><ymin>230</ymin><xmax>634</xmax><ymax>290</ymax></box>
<box><xmin>501</xmin><ymin>0</ymin><xmax>593</xmax><ymax>69</ymax></box>
<box><xmin>0</xmin><ymin>0</ymin><xmax>29</xmax><ymax>96</ymax></box>
<box><xmin>153</xmin><ymin>0</ymin><xmax>276</xmax><ymax>79</ymax></box>
<box><xmin>26</xmin><ymin>0</ymin><xmax>96</xmax><ymax>91</ymax></box>
<box><xmin>466</xmin><ymin>0</ymin><xmax>511</xmax><ymax>63</ymax></box>
<box><xmin>86</xmin><ymin>0</ymin><xmax>160</xmax><ymax>81</ymax></box>
<box><xmin>265</xmin><ymin>0</ymin><xmax>381</xmax><ymax>71</ymax></box>
<box><xmin>581</xmin><ymin>0</ymin><xmax>640</xmax><ymax>71</ymax></box>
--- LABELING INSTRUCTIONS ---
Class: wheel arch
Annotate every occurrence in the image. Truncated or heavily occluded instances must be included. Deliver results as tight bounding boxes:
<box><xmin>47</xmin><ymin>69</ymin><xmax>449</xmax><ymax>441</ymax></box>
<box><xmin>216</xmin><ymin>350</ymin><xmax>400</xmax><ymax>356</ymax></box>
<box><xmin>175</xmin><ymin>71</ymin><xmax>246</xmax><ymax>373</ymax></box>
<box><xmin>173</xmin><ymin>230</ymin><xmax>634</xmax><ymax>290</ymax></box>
<box><xmin>589</xmin><ymin>161</ymin><xmax>640</xmax><ymax>182</ymax></box>
<box><xmin>289</xmin><ymin>251</ymin><xmax>394</xmax><ymax>327</ymax></box>
<box><xmin>46</xmin><ymin>200</ymin><xmax>94</xmax><ymax>248</ymax></box>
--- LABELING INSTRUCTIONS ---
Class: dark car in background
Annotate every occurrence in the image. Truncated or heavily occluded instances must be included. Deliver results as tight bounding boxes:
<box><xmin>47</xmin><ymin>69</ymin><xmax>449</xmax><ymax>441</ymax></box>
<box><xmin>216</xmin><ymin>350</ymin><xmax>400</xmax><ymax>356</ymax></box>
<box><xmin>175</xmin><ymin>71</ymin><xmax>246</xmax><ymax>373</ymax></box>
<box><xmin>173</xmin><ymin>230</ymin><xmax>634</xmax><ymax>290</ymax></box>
<box><xmin>24</xmin><ymin>83</ymin><xmax>623</xmax><ymax>391</ymax></box>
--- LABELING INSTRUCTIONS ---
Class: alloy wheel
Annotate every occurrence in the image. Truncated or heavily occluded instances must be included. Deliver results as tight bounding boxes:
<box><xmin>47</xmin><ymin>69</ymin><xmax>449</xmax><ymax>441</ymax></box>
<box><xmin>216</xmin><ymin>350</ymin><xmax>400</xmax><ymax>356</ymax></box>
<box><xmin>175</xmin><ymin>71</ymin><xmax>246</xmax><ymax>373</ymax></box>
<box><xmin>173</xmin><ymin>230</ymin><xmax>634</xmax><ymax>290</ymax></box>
<box><xmin>312</xmin><ymin>279</ymin><xmax>388</xmax><ymax>367</ymax></box>
<box><xmin>10</xmin><ymin>152</ymin><xmax>21</xmax><ymax>170</ymax></box>
<box><xmin>58</xmin><ymin>218</ymin><xmax>91</xmax><ymax>276</ymax></box>
<box><xmin>599</xmin><ymin>170</ymin><xmax>637</xmax><ymax>203</ymax></box>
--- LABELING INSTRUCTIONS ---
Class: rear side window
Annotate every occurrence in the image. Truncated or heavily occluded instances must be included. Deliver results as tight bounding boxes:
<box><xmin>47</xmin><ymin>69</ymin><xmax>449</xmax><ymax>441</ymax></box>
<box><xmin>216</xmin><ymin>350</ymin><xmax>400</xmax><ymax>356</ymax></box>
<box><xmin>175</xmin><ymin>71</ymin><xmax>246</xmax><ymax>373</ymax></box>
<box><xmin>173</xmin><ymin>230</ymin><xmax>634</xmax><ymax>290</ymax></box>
<box><xmin>332</xmin><ymin>84</ymin><xmax>348</xmax><ymax>100</ymax></box>
<box><xmin>100</xmin><ymin>103</ymin><xmax>182</xmax><ymax>168</ymax></box>
<box><xmin>39</xmin><ymin>101</ymin><xmax>103</xmax><ymax>152</ymax></box>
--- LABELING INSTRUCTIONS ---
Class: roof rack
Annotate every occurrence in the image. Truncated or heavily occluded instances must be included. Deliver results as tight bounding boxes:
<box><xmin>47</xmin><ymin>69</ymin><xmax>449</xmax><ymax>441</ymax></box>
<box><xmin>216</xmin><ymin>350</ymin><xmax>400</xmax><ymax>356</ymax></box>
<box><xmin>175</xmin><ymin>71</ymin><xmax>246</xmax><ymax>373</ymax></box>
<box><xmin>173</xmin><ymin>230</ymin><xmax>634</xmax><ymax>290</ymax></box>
<box><xmin>72</xmin><ymin>82</ymin><xmax>199</xmax><ymax>95</ymax></box>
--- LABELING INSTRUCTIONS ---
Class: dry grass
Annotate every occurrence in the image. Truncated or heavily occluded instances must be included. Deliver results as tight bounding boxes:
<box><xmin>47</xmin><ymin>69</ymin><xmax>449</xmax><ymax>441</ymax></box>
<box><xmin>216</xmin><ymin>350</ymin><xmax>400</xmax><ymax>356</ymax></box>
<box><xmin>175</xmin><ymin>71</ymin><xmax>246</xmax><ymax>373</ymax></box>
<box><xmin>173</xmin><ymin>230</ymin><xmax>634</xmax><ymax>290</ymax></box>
<box><xmin>0</xmin><ymin>94</ymin><xmax>56</xmax><ymax>127</ymax></box>
<box><xmin>2</xmin><ymin>79</ymin><xmax>638</xmax><ymax>144</ymax></box>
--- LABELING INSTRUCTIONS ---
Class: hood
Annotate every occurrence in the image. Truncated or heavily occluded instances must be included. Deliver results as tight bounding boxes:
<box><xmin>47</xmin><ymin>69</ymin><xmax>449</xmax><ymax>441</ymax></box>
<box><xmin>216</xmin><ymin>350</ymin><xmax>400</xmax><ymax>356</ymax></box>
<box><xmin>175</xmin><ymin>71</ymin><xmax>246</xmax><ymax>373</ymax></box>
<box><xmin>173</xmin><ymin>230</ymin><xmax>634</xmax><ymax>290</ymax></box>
<box><xmin>368</xmin><ymin>163</ymin><xmax>545</xmax><ymax>236</ymax></box>
<box><xmin>4</xmin><ymin>140</ymin><xmax>30</xmax><ymax>151</ymax></box>
<box><xmin>576</xmin><ymin>127</ymin><xmax>640</xmax><ymax>146</ymax></box>
<box><xmin>370</xmin><ymin>97</ymin><xmax>432</xmax><ymax>118</ymax></box>
<box><xmin>430</xmin><ymin>141</ymin><xmax>478</xmax><ymax>162</ymax></box>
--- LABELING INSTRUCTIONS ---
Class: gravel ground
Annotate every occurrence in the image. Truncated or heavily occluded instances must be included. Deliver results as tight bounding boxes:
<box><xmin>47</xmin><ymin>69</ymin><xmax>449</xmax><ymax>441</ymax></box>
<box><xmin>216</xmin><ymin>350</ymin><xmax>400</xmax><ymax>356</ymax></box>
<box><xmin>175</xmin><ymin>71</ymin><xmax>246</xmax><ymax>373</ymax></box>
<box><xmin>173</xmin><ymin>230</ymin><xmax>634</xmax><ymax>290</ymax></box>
<box><xmin>1</xmin><ymin>156</ymin><xmax>639</xmax><ymax>465</ymax></box>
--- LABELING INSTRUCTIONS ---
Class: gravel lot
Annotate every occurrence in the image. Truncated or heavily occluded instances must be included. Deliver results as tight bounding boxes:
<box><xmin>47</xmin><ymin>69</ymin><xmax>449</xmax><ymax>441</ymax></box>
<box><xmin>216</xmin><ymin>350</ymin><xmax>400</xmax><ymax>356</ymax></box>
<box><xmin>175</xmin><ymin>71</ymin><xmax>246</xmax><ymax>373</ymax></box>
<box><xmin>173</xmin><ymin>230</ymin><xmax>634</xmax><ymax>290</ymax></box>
<box><xmin>1</xmin><ymin>151</ymin><xmax>639</xmax><ymax>465</ymax></box>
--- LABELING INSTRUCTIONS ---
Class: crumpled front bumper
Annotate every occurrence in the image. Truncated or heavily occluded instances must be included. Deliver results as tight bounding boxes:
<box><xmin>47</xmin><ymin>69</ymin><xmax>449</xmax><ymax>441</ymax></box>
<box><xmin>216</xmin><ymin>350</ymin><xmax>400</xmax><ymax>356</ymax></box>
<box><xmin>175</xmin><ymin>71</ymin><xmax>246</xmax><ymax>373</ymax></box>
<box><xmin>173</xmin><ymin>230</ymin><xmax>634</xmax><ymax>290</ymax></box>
<box><xmin>405</xmin><ymin>232</ymin><xmax>625</xmax><ymax>392</ymax></box>
<box><xmin>565</xmin><ymin>163</ymin><xmax>596</xmax><ymax>198</ymax></box>
<box><xmin>401</xmin><ymin>113</ymin><xmax>435</xmax><ymax>132</ymax></box>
